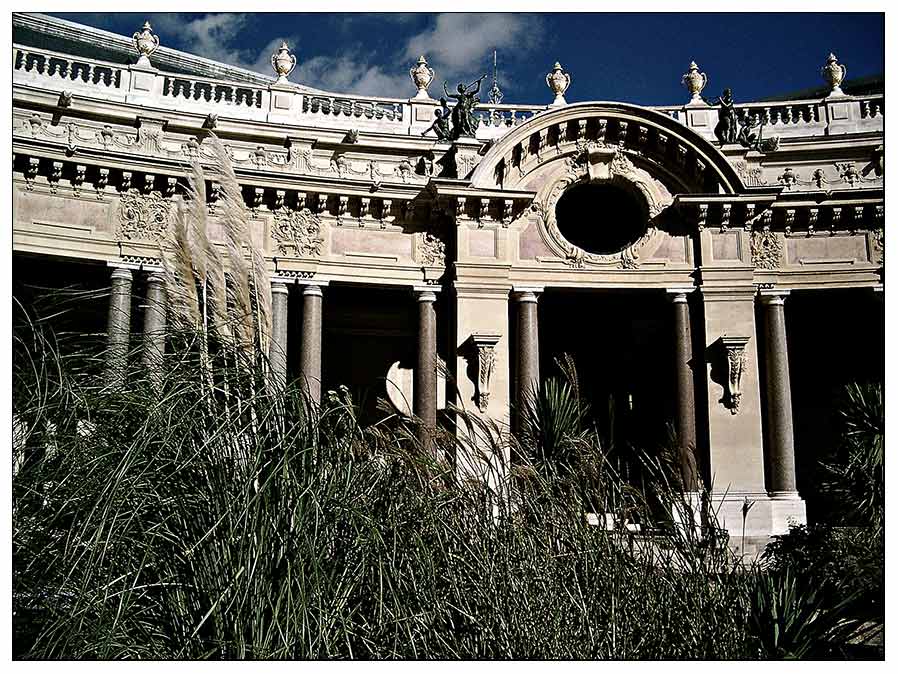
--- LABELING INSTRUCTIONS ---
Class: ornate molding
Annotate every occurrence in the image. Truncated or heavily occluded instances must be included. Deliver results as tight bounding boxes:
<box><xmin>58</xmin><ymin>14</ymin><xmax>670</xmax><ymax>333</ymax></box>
<box><xmin>470</xmin><ymin>333</ymin><xmax>501</xmax><ymax>412</ymax></box>
<box><xmin>116</xmin><ymin>189</ymin><xmax>171</xmax><ymax>241</ymax></box>
<box><xmin>720</xmin><ymin>335</ymin><xmax>750</xmax><ymax>415</ymax></box>
<box><xmin>419</xmin><ymin>231</ymin><xmax>446</xmax><ymax>267</ymax></box>
<box><xmin>750</xmin><ymin>229</ymin><xmax>783</xmax><ymax>269</ymax></box>
<box><xmin>532</xmin><ymin>143</ymin><xmax>671</xmax><ymax>269</ymax></box>
<box><xmin>271</xmin><ymin>207</ymin><xmax>324</xmax><ymax>258</ymax></box>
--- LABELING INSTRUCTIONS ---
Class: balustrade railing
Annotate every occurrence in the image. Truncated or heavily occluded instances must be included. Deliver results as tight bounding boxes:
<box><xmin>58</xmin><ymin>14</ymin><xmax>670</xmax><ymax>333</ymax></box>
<box><xmin>14</xmin><ymin>45</ymin><xmax>123</xmax><ymax>90</ymax></box>
<box><xmin>474</xmin><ymin>103</ymin><xmax>544</xmax><ymax>128</ymax></box>
<box><xmin>302</xmin><ymin>94</ymin><xmax>404</xmax><ymax>122</ymax></box>
<box><xmin>162</xmin><ymin>75</ymin><xmax>264</xmax><ymax>109</ymax></box>
<box><xmin>13</xmin><ymin>42</ymin><xmax>884</xmax><ymax>139</ymax></box>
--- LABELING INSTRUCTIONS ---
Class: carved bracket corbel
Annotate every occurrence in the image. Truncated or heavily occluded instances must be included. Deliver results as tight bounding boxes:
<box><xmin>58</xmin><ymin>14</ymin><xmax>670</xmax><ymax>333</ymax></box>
<box><xmin>719</xmin><ymin>335</ymin><xmax>750</xmax><ymax>414</ymax></box>
<box><xmin>469</xmin><ymin>333</ymin><xmax>501</xmax><ymax>412</ymax></box>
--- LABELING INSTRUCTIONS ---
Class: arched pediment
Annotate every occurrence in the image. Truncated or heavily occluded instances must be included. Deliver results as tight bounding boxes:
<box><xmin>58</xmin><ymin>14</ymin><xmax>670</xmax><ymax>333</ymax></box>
<box><xmin>470</xmin><ymin>101</ymin><xmax>745</xmax><ymax>195</ymax></box>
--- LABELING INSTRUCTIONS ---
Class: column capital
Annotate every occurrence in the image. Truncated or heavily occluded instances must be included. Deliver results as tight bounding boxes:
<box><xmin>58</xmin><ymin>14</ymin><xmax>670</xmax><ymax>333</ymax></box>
<box><xmin>146</xmin><ymin>270</ymin><xmax>166</xmax><ymax>285</ymax></box>
<box><xmin>758</xmin><ymin>289</ymin><xmax>790</xmax><ymax>305</ymax></box>
<box><xmin>513</xmin><ymin>286</ymin><xmax>544</xmax><ymax>303</ymax></box>
<box><xmin>413</xmin><ymin>286</ymin><xmax>438</xmax><ymax>303</ymax></box>
<box><xmin>109</xmin><ymin>266</ymin><xmax>134</xmax><ymax>281</ymax></box>
<box><xmin>271</xmin><ymin>280</ymin><xmax>290</xmax><ymax>295</ymax></box>
<box><xmin>666</xmin><ymin>287</ymin><xmax>696</xmax><ymax>303</ymax></box>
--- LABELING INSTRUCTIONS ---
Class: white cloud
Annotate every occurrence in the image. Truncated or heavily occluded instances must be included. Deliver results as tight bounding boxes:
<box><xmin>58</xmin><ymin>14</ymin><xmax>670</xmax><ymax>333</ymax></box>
<box><xmin>404</xmin><ymin>13</ymin><xmax>541</xmax><ymax>81</ymax></box>
<box><xmin>294</xmin><ymin>55</ymin><xmax>410</xmax><ymax>98</ymax></box>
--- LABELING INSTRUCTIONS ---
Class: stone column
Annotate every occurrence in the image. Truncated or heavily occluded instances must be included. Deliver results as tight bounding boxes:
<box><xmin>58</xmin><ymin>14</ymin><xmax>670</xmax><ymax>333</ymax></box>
<box><xmin>299</xmin><ymin>283</ymin><xmax>324</xmax><ymax>404</ymax></box>
<box><xmin>668</xmin><ymin>288</ymin><xmax>698</xmax><ymax>490</ymax></box>
<box><xmin>760</xmin><ymin>290</ymin><xmax>798</xmax><ymax>498</ymax></box>
<box><xmin>104</xmin><ymin>266</ymin><xmax>133</xmax><ymax>387</ymax></box>
<box><xmin>142</xmin><ymin>271</ymin><xmax>167</xmax><ymax>382</ymax></box>
<box><xmin>414</xmin><ymin>287</ymin><xmax>438</xmax><ymax>451</ymax></box>
<box><xmin>269</xmin><ymin>280</ymin><xmax>290</xmax><ymax>392</ymax></box>
<box><xmin>514</xmin><ymin>287</ymin><xmax>542</xmax><ymax>425</ymax></box>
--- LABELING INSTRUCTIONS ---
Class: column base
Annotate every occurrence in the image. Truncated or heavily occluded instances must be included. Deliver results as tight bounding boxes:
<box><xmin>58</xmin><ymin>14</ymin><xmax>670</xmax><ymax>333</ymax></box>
<box><xmin>709</xmin><ymin>492</ymin><xmax>807</xmax><ymax>560</ymax></box>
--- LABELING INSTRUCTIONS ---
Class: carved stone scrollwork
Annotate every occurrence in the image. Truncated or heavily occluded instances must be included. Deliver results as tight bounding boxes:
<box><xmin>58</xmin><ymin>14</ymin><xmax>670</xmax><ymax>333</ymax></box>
<box><xmin>117</xmin><ymin>189</ymin><xmax>171</xmax><ymax>241</ymax></box>
<box><xmin>533</xmin><ymin>144</ymin><xmax>672</xmax><ymax>269</ymax></box>
<box><xmin>470</xmin><ymin>333</ymin><xmax>501</xmax><ymax>412</ymax></box>
<box><xmin>419</xmin><ymin>232</ymin><xmax>446</xmax><ymax>267</ymax></box>
<box><xmin>751</xmin><ymin>229</ymin><xmax>783</xmax><ymax>269</ymax></box>
<box><xmin>720</xmin><ymin>335</ymin><xmax>750</xmax><ymax>414</ymax></box>
<box><xmin>271</xmin><ymin>207</ymin><xmax>324</xmax><ymax>258</ymax></box>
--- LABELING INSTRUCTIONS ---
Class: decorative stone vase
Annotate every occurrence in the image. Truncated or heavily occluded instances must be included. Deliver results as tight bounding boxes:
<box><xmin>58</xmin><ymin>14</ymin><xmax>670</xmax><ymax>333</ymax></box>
<box><xmin>271</xmin><ymin>42</ymin><xmax>296</xmax><ymax>83</ymax></box>
<box><xmin>821</xmin><ymin>53</ymin><xmax>847</xmax><ymax>97</ymax></box>
<box><xmin>409</xmin><ymin>55</ymin><xmax>434</xmax><ymax>99</ymax></box>
<box><xmin>546</xmin><ymin>61</ymin><xmax>571</xmax><ymax>106</ymax></box>
<box><xmin>132</xmin><ymin>21</ymin><xmax>159</xmax><ymax>68</ymax></box>
<box><xmin>681</xmin><ymin>61</ymin><xmax>708</xmax><ymax>103</ymax></box>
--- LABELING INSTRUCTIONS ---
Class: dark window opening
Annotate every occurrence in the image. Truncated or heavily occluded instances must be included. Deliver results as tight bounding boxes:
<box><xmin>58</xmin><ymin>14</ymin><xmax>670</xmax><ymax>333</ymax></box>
<box><xmin>555</xmin><ymin>182</ymin><xmax>647</xmax><ymax>255</ymax></box>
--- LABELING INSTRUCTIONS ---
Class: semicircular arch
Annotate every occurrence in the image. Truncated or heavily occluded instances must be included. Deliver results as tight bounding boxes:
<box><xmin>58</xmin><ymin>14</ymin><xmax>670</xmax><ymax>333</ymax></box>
<box><xmin>469</xmin><ymin>101</ymin><xmax>744</xmax><ymax>195</ymax></box>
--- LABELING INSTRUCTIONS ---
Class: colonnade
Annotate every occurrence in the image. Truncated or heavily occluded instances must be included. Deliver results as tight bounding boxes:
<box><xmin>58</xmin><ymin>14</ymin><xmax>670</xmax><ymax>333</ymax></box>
<box><xmin>103</xmin><ymin>265</ymin><xmax>798</xmax><ymax>498</ymax></box>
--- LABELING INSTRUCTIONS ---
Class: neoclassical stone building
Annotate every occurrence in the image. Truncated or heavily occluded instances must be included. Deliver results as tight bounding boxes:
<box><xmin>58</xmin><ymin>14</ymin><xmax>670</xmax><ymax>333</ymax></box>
<box><xmin>12</xmin><ymin>14</ymin><xmax>884</xmax><ymax>545</ymax></box>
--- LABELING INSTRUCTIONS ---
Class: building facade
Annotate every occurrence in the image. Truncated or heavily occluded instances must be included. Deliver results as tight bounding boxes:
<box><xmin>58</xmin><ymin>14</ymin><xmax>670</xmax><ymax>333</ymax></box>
<box><xmin>12</xmin><ymin>14</ymin><xmax>885</xmax><ymax>547</ymax></box>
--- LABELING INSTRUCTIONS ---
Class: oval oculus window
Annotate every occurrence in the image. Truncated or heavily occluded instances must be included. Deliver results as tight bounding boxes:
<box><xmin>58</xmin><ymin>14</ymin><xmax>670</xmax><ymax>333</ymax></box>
<box><xmin>554</xmin><ymin>182</ymin><xmax>648</xmax><ymax>255</ymax></box>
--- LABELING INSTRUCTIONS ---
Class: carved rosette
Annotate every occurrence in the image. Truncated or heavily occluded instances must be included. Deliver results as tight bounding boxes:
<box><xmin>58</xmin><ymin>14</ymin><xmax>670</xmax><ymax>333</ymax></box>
<box><xmin>117</xmin><ymin>190</ymin><xmax>171</xmax><ymax>241</ymax></box>
<box><xmin>471</xmin><ymin>333</ymin><xmax>501</xmax><ymax>413</ymax></box>
<box><xmin>751</xmin><ymin>230</ymin><xmax>783</xmax><ymax>269</ymax></box>
<box><xmin>545</xmin><ymin>62</ymin><xmax>571</xmax><ymax>106</ymax></box>
<box><xmin>821</xmin><ymin>53</ymin><xmax>847</xmax><ymax>97</ymax></box>
<box><xmin>271</xmin><ymin>207</ymin><xmax>324</xmax><ymax>257</ymax></box>
<box><xmin>271</xmin><ymin>42</ymin><xmax>297</xmax><ymax>82</ymax></box>
<box><xmin>681</xmin><ymin>61</ymin><xmax>708</xmax><ymax>102</ymax></box>
<box><xmin>132</xmin><ymin>21</ymin><xmax>160</xmax><ymax>67</ymax></box>
<box><xmin>419</xmin><ymin>232</ymin><xmax>446</xmax><ymax>267</ymax></box>
<box><xmin>720</xmin><ymin>336</ymin><xmax>750</xmax><ymax>415</ymax></box>
<box><xmin>533</xmin><ymin>143</ymin><xmax>671</xmax><ymax>269</ymax></box>
<box><xmin>409</xmin><ymin>55</ymin><xmax>435</xmax><ymax>99</ymax></box>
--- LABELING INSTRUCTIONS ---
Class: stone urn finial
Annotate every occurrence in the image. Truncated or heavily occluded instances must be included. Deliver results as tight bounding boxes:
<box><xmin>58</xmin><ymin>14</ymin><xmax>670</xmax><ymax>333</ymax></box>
<box><xmin>546</xmin><ymin>61</ymin><xmax>571</xmax><ymax>107</ymax></box>
<box><xmin>682</xmin><ymin>60</ymin><xmax>709</xmax><ymax>104</ymax></box>
<box><xmin>821</xmin><ymin>52</ymin><xmax>847</xmax><ymax>97</ymax></box>
<box><xmin>409</xmin><ymin>55</ymin><xmax>435</xmax><ymax>99</ymax></box>
<box><xmin>271</xmin><ymin>42</ymin><xmax>297</xmax><ymax>83</ymax></box>
<box><xmin>132</xmin><ymin>20</ymin><xmax>160</xmax><ymax>68</ymax></box>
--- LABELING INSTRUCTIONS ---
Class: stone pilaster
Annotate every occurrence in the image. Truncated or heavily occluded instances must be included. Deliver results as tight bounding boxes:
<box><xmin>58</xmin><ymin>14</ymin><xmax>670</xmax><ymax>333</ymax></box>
<box><xmin>105</xmin><ymin>266</ymin><xmax>133</xmax><ymax>387</ymax></box>
<box><xmin>414</xmin><ymin>286</ymin><xmax>438</xmax><ymax>452</ymax></box>
<box><xmin>513</xmin><ymin>287</ymin><xmax>542</xmax><ymax>430</ymax></box>
<box><xmin>667</xmin><ymin>288</ymin><xmax>698</xmax><ymax>490</ymax></box>
<box><xmin>269</xmin><ymin>280</ymin><xmax>290</xmax><ymax>392</ymax></box>
<box><xmin>299</xmin><ymin>283</ymin><xmax>325</xmax><ymax>405</ymax></box>
<box><xmin>759</xmin><ymin>290</ymin><xmax>798</xmax><ymax>498</ymax></box>
<box><xmin>142</xmin><ymin>270</ymin><xmax>166</xmax><ymax>383</ymax></box>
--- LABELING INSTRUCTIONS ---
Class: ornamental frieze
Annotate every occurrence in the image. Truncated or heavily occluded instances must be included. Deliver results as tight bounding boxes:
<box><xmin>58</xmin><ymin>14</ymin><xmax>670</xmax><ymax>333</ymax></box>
<box><xmin>14</xmin><ymin>113</ymin><xmax>429</xmax><ymax>185</ymax></box>
<box><xmin>271</xmin><ymin>207</ymin><xmax>324</xmax><ymax>258</ymax></box>
<box><xmin>116</xmin><ymin>189</ymin><xmax>171</xmax><ymax>241</ymax></box>
<box><xmin>750</xmin><ymin>230</ymin><xmax>783</xmax><ymax>269</ymax></box>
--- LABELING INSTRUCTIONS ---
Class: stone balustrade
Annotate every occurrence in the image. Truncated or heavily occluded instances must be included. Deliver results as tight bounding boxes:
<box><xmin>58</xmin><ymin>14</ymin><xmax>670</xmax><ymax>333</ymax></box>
<box><xmin>162</xmin><ymin>74</ymin><xmax>265</xmax><ymax>109</ymax></box>
<box><xmin>13</xmin><ymin>42</ymin><xmax>884</xmax><ymax>141</ymax></box>
<box><xmin>14</xmin><ymin>45</ymin><xmax>125</xmax><ymax>92</ymax></box>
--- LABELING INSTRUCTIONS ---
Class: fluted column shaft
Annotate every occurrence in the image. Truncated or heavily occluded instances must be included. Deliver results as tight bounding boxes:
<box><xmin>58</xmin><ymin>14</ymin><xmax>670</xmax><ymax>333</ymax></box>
<box><xmin>105</xmin><ymin>267</ymin><xmax>132</xmax><ymax>387</ymax></box>
<box><xmin>299</xmin><ymin>284</ymin><xmax>324</xmax><ymax>404</ymax></box>
<box><xmin>669</xmin><ymin>290</ymin><xmax>698</xmax><ymax>490</ymax></box>
<box><xmin>515</xmin><ymin>289</ymin><xmax>541</xmax><ymax>422</ymax></box>
<box><xmin>142</xmin><ymin>271</ymin><xmax>167</xmax><ymax>382</ymax></box>
<box><xmin>414</xmin><ymin>288</ymin><xmax>438</xmax><ymax>452</ymax></box>
<box><xmin>761</xmin><ymin>291</ymin><xmax>798</xmax><ymax>497</ymax></box>
<box><xmin>269</xmin><ymin>281</ymin><xmax>290</xmax><ymax>392</ymax></box>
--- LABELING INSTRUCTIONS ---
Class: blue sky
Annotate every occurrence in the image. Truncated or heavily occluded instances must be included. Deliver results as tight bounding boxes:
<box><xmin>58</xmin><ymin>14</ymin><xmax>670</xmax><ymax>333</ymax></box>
<box><xmin>50</xmin><ymin>12</ymin><xmax>884</xmax><ymax>105</ymax></box>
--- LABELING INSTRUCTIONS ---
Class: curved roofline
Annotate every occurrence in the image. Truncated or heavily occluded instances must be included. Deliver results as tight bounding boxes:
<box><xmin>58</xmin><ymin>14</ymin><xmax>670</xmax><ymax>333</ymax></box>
<box><xmin>469</xmin><ymin>101</ymin><xmax>746</xmax><ymax>194</ymax></box>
